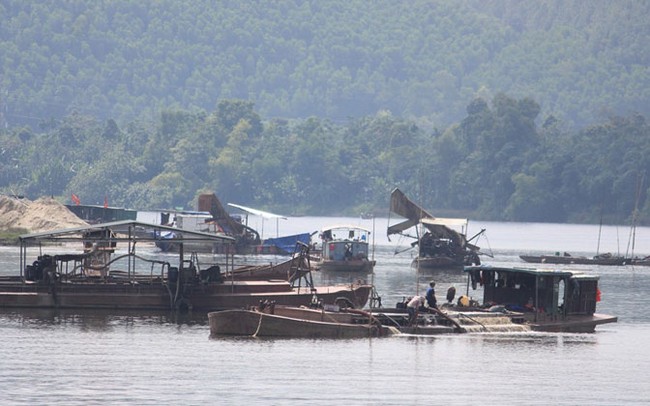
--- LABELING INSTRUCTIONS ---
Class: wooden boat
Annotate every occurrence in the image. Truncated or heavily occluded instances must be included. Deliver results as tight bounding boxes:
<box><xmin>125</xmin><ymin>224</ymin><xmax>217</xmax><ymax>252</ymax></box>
<box><xmin>519</xmin><ymin>252</ymin><xmax>627</xmax><ymax>266</ymax></box>
<box><xmin>0</xmin><ymin>221</ymin><xmax>371</xmax><ymax>312</ymax></box>
<box><xmin>387</xmin><ymin>188</ymin><xmax>484</xmax><ymax>271</ymax></box>
<box><xmin>208</xmin><ymin>305</ymin><xmax>395</xmax><ymax>338</ymax></box>
<box><xmin>314</xmin><ymin>225</ymin><xmax>376</xmax><ymax>272</ymax></box>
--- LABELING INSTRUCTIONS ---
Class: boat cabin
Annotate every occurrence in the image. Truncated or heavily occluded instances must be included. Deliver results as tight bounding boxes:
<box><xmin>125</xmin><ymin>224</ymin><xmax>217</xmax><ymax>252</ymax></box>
<box><xmin>18</xmin><ymin>220</ymin><xmax>235</xmax><ymax>284</ymax></box>
<box><xmin>464</xmin><ymin>266</ymin><xmax>600</xmax><ymax>321</ymax></box>
<box><xmin>320</xmin><ymin>225</ymin><xmax>371</xmax><ymax>261</ymax></box>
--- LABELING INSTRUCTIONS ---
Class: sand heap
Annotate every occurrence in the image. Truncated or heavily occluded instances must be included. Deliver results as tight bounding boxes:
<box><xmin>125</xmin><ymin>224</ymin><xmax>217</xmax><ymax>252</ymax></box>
<box><xmin>0</xmin><ymin>195</ymin><xmax>89</xmax><ymax>233</ymax></box>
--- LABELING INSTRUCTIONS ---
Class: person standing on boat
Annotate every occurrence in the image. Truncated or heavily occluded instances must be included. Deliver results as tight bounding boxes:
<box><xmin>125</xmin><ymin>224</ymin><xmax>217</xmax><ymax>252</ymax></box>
<box><xmin>407</xmin><ymin>295</ymin><xmax>425</xmax><ymax>325</ymax></box>
<box><xmin>425</xmin><ymin>281</ymin><xmax>437</xmax><ymax>309</ymax></box>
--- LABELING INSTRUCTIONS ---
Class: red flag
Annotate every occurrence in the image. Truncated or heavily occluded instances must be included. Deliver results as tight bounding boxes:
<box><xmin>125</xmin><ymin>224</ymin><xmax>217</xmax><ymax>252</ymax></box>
<box><xmin>71</xmin><ymin>194</ymin><xmax>81</xmax><ymax>205</ymax></box>
<box><xmin>104</xmin><ymin>196</ymin><xmax>108</xmax><ymax>208</ymax></box>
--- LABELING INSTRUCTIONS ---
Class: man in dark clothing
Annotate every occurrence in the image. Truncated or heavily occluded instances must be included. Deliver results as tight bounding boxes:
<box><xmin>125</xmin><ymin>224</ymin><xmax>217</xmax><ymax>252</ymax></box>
<box><xmin>425</xmin><ymin>281</ymin><xmax>437</xmax><ymax>309</ymax></box>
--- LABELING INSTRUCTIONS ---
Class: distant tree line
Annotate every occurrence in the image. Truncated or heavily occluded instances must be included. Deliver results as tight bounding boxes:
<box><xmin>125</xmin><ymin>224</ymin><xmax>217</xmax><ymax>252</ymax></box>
<box><xmin>1</xmin><ymin>96</ymin><xmax>649</xmax><ymax>226</ymax></box>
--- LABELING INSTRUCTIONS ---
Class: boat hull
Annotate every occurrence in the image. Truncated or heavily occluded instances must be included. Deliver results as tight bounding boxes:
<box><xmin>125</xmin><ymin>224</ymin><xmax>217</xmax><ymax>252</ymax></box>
<box><xmin>228</xmin><ymin>256</ymin><xmax>311</xmax><ymax>281</ymax></box>
<box><xmin>0</xmin><ymin>278</ymin><xmax>371</xmax><ymax>312</ymax></box>
<box><xmin>208</xmin><ymin>308</ymin><xmax>390</xmax><ymax>338</ymax></box>
<box><xmin>519</xmin><ymin>255</ymin><xmax>626</xmax><ymax>266</ymax></box>
<box><xmin>156</xmin><ymin>233</ymin><xmax>312</xmax><ymax>256</ymax></box>
<box><xmin>526</xmin><ymin>313</ymin><xmax>618</xmax><ymax>333</ymax></box>
<box><xmin>316</xmin><ymin>259</ymin><xmax>376</xmax><ymax>273</ymax></box>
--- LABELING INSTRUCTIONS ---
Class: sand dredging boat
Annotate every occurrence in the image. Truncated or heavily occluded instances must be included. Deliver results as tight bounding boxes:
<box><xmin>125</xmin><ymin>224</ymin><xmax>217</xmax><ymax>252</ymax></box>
<box><xmin>372</xmin><ymin>265</ymin><xmax>618</xmax><ymax>335</ymax></box>
<box><xmin>208</xmin><ymin>263</ymin><xmax>617</xmax><ymax>339</ymax></box>
<box><xmin>0</xmin><ymin>221</ymin><xmax>371</xmax><ymax>312</ymax></box>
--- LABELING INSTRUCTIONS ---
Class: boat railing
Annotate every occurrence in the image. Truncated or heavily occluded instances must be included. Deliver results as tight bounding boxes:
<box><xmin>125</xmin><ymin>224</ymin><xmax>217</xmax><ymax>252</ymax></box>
<box><xmin>52</xmin><ymin>252</ymin><xmax>172</xmax><ymax>284</ymax></box>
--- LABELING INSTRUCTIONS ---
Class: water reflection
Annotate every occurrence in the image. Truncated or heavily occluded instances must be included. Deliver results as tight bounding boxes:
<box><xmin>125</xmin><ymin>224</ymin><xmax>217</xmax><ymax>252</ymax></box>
<box><xmin>0</xmin><ymin>308</ymin><xmax>208</xmax><ymax>330</ymax></box>
<box><xmin>397</xmin><ymin>330</ymin><xmax>599</xmax><ymax>348</ymax></box>
<box><xmin>474</xmin><ymin>332</ymin><xmax>599</xmax><ymax>347</ymax></box>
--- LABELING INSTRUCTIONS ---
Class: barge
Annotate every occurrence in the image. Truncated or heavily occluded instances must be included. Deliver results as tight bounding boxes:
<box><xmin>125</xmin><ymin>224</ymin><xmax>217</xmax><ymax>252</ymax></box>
<box><xmin>0</xmin><ymin>221</ymin><xmax>371</xmax><ymax>312</ymax></box>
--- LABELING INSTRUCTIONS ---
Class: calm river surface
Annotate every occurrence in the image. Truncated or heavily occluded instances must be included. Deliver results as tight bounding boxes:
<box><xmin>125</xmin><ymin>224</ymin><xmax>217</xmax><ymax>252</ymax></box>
<box><xmin>1</xmin><ymin>218</ymin><xmax>649</xmax><ymax>405</ymax></box>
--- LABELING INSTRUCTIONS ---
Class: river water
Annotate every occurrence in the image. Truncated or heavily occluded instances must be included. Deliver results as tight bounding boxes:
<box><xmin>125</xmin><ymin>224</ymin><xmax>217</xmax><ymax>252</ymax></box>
<box><xmin>1</xmin><ymin>218</ymin><xmax>649</xmax><ymax>405</ymax></box>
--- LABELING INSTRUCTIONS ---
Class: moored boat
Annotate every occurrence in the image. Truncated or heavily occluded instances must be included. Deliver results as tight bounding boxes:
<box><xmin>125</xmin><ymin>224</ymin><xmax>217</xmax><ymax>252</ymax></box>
<box><xmin>314</xmin><ymin>225</ymin><xmax>376</xmax><ymax>272</ymax></box>
<box><xmin>519</xmin><ymin>252</ymin><xmax>627</xmax><ymax>266</ymax></box>
<box><xmin>630</xmin><ymin>256</ymin><xmax>650</xmax><ymax>266</ymax></box>
<box><xmin>0</xmin><ymin>221</ymin><xmax>371</xmax><ymax>312</ymax></box>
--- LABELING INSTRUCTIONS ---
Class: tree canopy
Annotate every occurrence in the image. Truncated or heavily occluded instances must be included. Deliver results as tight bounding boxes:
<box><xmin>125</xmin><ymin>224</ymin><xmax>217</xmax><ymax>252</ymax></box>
<box><xmin>1</xmin><ymin>0</ymin><xmax>648</xmax><ymax>130</ymax></box>
<box><xmin>1</xmin><ymin>1</ymin><xmax>649</xmax><ymax>225</ymax></box>
<box><xmin>2</xmin><ymin>97</ymin><xmax>649</xmax><ymax>226</ymax></box>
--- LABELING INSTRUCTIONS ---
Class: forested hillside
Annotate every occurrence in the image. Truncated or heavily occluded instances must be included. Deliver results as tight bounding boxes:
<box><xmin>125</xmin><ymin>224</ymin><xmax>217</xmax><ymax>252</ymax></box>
<box><xmin>1</xmin><ymin>1</ymin><xmax>649</xmax><ymax>225</ymax></box>
<box><xmin>1</xmin><ymin>0</ymin><xmax>648</xmax><ymax>129</ymax></box>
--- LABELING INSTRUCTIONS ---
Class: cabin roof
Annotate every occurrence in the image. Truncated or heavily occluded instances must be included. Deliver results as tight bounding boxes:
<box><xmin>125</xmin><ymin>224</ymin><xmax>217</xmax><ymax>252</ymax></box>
<box><xmin>320</xmin><ymin>224</ymin><xmax>372</xmax><ymax>233</ymax></box>
<box><xmin>464</xmin><ymin>265</ymin><xmax>599</xmax><ymax>280</ymax></box>
<box><xmin>19</xmin><ymin>220</ymin><xmax>235</xmax><ymax>243</ymax></box>
<box><xmin>174</xmin><ymin>213</ymin><xmax>214</xmax><ymax>219</ymax></box>
<box><xmin>421</xmin><ymin>217</ymin><xmax>468</xmax><ymax>227</ymax></box>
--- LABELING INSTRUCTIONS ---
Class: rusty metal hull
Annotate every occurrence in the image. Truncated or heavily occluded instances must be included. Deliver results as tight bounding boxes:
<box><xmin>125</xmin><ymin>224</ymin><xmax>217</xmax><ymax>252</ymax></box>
<box><xmin>0</xmin><ymin>278</ymin><xmax>371</xmax><ymax>312</ymax></box>
<box><xmin>316</xmin><ymin>259</ymin><xmax>376</xmax><ymax>273</ymax></box>
<box><xmin>208</xmin><ymin>308</ymin><xmax>391</xmax><ymax>338</ymax></box>
<box><xmin>526</xmin><ymin>313</ymin><xmax>618</xmax><ymax>333</ymax></box>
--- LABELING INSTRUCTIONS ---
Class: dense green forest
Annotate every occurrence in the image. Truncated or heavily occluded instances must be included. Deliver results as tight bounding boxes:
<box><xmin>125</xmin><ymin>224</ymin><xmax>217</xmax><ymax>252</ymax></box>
<box><xmin>1</xmin><ymin>1</ymin><xmax>649</xmax><ymax>224</ymax></box>
<box><xmin>1</xmin><ymin>96</ymin><xmax>650</xmax><ymax>225</ymax></box>
<box><xmin>1</xmin><ymin>0</ymin><xmax>648</xmax><ymax>129</ymax></box>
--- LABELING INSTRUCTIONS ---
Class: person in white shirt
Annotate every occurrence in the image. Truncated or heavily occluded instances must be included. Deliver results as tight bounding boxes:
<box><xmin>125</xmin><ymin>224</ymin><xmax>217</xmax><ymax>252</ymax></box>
<box><xmin>407</xmin><ymin>295</ymin><xmax>425</xmax><ymax>325</ymax></box>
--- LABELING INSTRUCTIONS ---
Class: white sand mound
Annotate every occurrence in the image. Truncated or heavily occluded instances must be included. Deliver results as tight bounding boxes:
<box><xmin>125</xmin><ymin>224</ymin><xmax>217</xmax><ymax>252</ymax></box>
<box><xmin>0</xmin><ymin>195</ymin><xmax>88</xmax><ymax>233</ymax></box>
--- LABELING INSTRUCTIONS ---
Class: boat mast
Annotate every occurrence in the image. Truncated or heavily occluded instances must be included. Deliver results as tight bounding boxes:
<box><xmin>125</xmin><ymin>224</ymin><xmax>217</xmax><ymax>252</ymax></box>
<box><xmin>596</xmin><ymin>204</ymin><xmax>603</xmax><ymax>257</ymax></box>
<box><xmin>626</xmin><ymin>172</ymin><xmax>645</xmax><ymax>259</ymax></box>
<box><xmin>371</xmin><ymin>215</ymin><xmax>376</xmax><ymax>263</ymax></box>
<box><xmin>415</xmin><ymin>186</ymin><xmax>424</xmax><ymax>297</ymax></box>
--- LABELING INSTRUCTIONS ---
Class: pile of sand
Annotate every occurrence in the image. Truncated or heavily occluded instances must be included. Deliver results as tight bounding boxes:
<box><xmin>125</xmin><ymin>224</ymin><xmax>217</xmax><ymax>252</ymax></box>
<box><xmin>0</xmin><ymin>195</ymin><xmax>89</xmax><ymax>233</ymax></box>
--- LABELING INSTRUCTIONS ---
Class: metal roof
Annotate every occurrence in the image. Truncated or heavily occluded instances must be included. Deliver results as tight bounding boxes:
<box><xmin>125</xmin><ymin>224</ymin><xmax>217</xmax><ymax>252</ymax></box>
<box><xmin>320</xmin><ymin>224</ymin><xmax>372</xmax><ymax>233</ymax></box>
<box><xmin>19</xmin><ymin>220</ymin><xmax>235</xmax><ymax>243</ymax></box>
<box><xmin>421</xmin><ymin>217</ymin><xmax>468</xmax><ymax>227</ymax></box>
<box><xmin>464</xmin><ymin>265</ymin><xmax>599</xmax><ymax>279</ymax></box>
